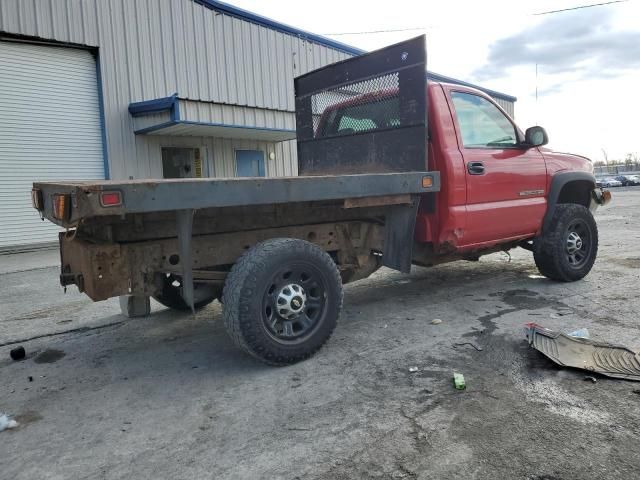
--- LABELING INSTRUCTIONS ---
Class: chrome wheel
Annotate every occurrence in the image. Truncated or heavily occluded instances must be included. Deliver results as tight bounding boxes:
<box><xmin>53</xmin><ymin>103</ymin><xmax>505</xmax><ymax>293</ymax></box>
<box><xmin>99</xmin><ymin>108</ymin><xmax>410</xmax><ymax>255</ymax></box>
<box><xmin>565</xmin><ymin>220</ymin><xmax>591</xmax><ymax>268</ymax></box>
<box><xmin>262</xmin><ymin>264</ymin><xmax>327</xmax><ymax>343</ymax></box>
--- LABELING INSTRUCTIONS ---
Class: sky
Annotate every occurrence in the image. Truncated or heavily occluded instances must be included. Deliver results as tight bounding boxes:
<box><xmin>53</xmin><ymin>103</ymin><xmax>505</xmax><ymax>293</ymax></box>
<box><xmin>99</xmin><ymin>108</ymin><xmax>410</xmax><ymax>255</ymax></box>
<box><xmin>227</xmin><ymin>0</ymin><xmax>640</xmax><ymax>163</ymax></box>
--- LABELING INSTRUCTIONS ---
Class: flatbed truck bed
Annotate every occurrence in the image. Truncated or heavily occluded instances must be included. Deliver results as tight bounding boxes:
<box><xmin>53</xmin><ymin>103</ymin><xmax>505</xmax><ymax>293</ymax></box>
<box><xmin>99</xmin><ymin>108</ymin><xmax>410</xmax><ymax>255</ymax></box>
<box><xmin>33</xmin><ymin>172</ymin><xmax>439</xmax><ymax>225</ymax></box>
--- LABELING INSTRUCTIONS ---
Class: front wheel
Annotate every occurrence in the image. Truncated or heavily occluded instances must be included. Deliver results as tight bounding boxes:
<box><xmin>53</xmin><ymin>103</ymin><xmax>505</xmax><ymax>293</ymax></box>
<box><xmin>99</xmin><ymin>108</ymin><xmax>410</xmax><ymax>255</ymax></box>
<box><xmin>534</xmin><ymin>204</ymin><xmax>598</xmax><ymax>282</ymax></box>
<box><xmin>222</xmin><ymin>238</ymin><xmax>343</xmax><ymax>365</ymax></box>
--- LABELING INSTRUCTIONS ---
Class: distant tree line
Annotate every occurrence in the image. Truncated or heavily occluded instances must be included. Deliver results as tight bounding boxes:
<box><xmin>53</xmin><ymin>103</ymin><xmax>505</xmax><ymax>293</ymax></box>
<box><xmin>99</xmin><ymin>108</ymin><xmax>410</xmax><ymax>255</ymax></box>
<box><xmin>593</xmin><ymin>153</ymin><xmax>640</xmax><ymax>174</ymax></box>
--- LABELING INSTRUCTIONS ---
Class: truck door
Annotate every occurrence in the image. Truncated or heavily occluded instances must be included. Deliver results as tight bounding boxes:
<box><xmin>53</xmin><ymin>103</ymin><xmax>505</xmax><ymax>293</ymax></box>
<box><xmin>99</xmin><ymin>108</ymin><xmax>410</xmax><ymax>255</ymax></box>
<box><xmin>448</xmin><ymin>90</ymin><xmax>547</xmax><ymax>247</ymax></box>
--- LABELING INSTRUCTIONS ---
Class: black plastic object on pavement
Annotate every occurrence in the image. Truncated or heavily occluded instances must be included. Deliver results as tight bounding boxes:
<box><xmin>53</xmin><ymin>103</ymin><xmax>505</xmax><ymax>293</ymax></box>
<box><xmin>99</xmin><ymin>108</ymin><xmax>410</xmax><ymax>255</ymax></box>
<box><xmin>525</xmin><ymin>323</ymin><xmax>640</xmax><ymax>381</ymax></box>
<box><xmin>10</xmin><ymin>346</ymin><xmax>26</xmax><ymax>361</ymax></box>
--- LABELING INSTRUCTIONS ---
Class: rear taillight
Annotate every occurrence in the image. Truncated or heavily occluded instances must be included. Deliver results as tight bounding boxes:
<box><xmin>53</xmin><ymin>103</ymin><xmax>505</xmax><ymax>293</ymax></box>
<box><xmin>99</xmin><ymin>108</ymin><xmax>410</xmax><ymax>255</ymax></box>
<box><xmin>100</xmin><ymin>191</ymin><xmax>122</xmax><ymax>207</ymax></box>
<box><xmin>31</xmin><ymin>188</ymin><xmax>44</xmax><ymax>211</ymax></box>
<box><xmin>52</xmin><ymin>194</ymin><xmax>71</xmax><ymax>221</ymax></box>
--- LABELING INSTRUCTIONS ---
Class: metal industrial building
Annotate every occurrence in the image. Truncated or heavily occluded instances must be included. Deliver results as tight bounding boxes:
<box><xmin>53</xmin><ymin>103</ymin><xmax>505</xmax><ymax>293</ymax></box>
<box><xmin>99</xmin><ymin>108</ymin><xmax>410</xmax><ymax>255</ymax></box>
<box><xmin>0</xmin><ymin>0</ymin><xmax>516</xmax><ymax>251</ymax></box>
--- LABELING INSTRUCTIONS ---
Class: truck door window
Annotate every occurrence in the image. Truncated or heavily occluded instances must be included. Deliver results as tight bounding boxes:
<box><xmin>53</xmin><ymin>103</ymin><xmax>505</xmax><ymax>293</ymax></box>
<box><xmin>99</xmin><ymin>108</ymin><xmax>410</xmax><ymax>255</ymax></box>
<box><xmin>451</xmin><ymin>92</ymin><xmax>517</xmax><ymax>148</ymax></box>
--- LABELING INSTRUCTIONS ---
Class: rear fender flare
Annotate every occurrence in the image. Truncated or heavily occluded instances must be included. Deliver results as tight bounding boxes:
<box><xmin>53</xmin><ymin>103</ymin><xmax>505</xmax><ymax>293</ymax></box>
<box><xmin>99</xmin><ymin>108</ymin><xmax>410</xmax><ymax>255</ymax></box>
<box><xmin>543</xmin><ymin>171</ymin><xmax>596</xmax><ymax>233</ymax></box>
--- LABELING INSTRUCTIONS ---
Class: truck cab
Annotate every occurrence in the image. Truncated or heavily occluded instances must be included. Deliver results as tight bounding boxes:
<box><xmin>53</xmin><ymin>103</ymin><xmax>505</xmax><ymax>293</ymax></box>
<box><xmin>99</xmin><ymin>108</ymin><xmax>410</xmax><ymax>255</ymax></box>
<box><xmin>315</xmin><ymin>78</ymin><xmax>609</xmax><ymax>278</ymax></box>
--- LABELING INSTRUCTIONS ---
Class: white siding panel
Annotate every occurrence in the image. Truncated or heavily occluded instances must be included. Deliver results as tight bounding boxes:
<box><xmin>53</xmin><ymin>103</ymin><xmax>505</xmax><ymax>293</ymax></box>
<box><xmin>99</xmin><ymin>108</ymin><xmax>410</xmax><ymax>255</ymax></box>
<box><xmin>0</xmin><ymin>41</ymin><xmax>103</xmax><ymax>249</ymax></box>
<box><xmin>132</xmin><ymin>111</ymin><xmax>172</xmax><ymax>132</ymax></box>
<box><xmin>177</xmin><ymin>99</ymin><xmax>295</xmax><ymax>131</ymax></box>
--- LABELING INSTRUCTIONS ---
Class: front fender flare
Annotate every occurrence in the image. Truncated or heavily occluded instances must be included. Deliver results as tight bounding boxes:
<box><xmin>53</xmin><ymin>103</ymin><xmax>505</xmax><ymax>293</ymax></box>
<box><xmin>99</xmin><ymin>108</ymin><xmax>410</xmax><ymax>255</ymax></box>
<box><xmin>543</xmin><ymin>171</ymin><xmax>596</xmax><ymax>233</ymax></box>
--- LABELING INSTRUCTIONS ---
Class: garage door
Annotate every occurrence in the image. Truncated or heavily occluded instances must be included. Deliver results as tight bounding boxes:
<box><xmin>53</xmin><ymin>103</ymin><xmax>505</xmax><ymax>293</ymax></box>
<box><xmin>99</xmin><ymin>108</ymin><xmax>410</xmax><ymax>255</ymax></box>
<box><xmin>0</xmin><ymin>41</ymin><xmax>104</xmax><ymax>251</ymax></box>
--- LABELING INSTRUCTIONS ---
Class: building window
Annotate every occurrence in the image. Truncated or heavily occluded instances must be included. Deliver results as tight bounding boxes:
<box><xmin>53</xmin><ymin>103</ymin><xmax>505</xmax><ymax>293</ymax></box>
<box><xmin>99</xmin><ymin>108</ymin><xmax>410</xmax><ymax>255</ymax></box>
<box><xmin>235</xmin><ymin>150</ymin><xmax>265</xmax><ymax>177</ymax></box>
<box><xmin>450</xmin><ymin>92</ymin><xmax>517</xmax><ymax>148</ymax></box>
<box><xmin>161</xmin><ymin>147</ymin><xmax>205</xmax><ymax>179</ymax></box>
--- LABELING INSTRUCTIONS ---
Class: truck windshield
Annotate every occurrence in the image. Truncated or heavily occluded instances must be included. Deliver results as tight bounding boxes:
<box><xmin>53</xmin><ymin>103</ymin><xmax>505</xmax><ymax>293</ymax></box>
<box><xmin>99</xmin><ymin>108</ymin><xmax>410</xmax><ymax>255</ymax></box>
<box><xmin>451</xmin><ymin>91</ymin><xmax>517</xmax><ymax>148</ymax></box>
<box><xmin>318</xmin><ymin>97</ymin><xmax>400</xmax><ymax>137</ymax></box>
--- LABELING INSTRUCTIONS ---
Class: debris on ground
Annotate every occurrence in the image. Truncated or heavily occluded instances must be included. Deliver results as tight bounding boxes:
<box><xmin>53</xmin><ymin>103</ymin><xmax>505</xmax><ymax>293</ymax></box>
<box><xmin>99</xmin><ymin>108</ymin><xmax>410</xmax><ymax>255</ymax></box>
<box><xmin>453</xmin><ymin>372</ymin><xmax>466</xmax><ymax>390</ymax></box>
<box><xmin>525</xmin><ymin>323</ymin><xmax>640</xmax><ymax>381</ymax></box>
<box><xmin>408</xmin><ymin>367</ymin><xmax>419</xmax><ymax>373</ymax></box>
<box><xmin>9</xmin><ymin>346</ymin><xmax>26</xmax><ymax>361</ymax></box>
<box><xmin>499</xmin><ymin>251</ymin><xmax>511</xmax><ymax>262</ymax></box>
<box><xmin>568</xmin><ymin>328</ymin><xmax>590</xmax><ymax>339</ymax></box>
<box><xmin>453</xmin><ymin>342</ymin><xmax>483</xmax><ymax>352</ymax></box>
<box><xmin>0</xmin><ymin>413</ymin><xmax>18</xmax><ymax>432</ymax></box>
<box><xmin>430</xmin><ymin>318</ymin><xmax>442</xmax><ymax>325</ymax></box>
<box><xmin>584</xmin><ymin>376</ymin><xmax>597</xmax><ymax>383</ymax></box>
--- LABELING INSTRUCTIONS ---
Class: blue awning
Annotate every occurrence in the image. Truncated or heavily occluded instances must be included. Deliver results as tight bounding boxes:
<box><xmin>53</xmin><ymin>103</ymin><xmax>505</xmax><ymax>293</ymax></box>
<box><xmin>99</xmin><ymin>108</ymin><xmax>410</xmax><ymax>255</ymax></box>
<box><xmin>129</xmin><ymin>95</ymin><xmax>296</xmax><ymax>142</ymax></box>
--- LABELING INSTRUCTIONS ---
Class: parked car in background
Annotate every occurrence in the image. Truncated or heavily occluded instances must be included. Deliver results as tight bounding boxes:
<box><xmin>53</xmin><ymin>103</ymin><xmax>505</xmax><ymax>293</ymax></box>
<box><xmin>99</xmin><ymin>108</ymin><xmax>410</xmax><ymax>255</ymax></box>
<box><xmin>597</xmin><ymin>177</ymin><xmax>623</xmax><ymax>188</ymax></box>
<box><xmin>614</xmin><ymin>175</ymin><xmax>640</xmax><ymax>186</ymax></box>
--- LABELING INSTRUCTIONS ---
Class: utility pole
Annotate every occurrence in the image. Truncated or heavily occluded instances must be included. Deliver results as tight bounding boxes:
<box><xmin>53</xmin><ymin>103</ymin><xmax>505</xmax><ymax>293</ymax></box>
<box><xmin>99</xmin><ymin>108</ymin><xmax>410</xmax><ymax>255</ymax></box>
<box><xmin>535</xmin><ymin>63</ymin><xmax>538</xmax><ymax>124</ymax></box>
<box><xmin>601</xmin><ymin>148</ymin><xmax>609</xmax><ymax>175</ymax></box>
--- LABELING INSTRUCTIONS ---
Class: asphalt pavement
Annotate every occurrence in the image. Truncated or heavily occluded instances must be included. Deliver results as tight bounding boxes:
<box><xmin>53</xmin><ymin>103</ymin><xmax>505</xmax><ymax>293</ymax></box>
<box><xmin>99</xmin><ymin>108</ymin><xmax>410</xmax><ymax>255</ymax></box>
<box><xmin>1</xmin><ymin>188</ymin><xmax>639</xmax><ymax>479</ymax></box>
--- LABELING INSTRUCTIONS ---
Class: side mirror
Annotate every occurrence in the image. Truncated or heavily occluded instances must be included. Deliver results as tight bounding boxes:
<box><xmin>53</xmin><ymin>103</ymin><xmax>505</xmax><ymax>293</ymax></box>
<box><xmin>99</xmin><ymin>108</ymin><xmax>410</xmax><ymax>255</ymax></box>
<box><xmin>524</xmin><ymin>126</ymin><xmax>548</xmax><ymax>147</ymax></box>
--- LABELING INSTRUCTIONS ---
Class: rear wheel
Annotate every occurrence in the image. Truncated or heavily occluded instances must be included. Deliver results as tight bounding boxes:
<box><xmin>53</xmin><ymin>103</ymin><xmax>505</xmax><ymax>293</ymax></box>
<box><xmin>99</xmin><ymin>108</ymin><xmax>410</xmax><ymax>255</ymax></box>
<box><xmin>153</xmin><ymin>273</ymin><xmax>218</xmax><ymax>311</ymax></box>
<box><xmin>534</xmin><ymin>204</ymin><xmax>598</xmax><ymax>282</ymax></box>
<box><xmin>222</xmin><ymin>238</ymin><xmax>342</xmax><ymax>365</ymax></box>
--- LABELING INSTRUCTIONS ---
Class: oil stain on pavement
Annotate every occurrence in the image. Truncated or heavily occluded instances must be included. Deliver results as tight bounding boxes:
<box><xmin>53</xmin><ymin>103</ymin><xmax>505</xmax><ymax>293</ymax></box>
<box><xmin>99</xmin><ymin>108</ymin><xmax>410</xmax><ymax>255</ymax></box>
<box><xmin>33</xmin><ymin>349</ymin><xmax>65</xmax><ymax>364</ymax></box>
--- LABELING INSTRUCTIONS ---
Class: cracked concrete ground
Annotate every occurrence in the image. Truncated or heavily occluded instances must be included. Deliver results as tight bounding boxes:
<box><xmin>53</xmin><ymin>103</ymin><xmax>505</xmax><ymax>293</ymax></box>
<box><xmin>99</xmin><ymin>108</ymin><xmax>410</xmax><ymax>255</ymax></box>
<box><xmin>1</xmin><ymin>189</ymin><xmax>640</xmax><ymax>480</ymax></box>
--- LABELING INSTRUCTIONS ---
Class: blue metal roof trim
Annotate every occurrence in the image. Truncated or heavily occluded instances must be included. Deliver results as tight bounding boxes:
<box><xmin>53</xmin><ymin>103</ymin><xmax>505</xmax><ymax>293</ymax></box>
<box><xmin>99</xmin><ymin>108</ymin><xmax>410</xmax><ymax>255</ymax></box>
<box><xmin>128</xmin><ymin>94</ymin><xmax>179</xmax><ymax>117</ymax></box>
<box><xmin>134</xmin><ymin>119</ymin><xmax>296</xmax><ymax>138</ymax></box>
<box><xmin>427</xmin><ymin>72</ymin><xmax>517</xmax><ymax>102</ymax></box>
<box><xmin>129</xmin><ymin>93</ymin><xmax>296</xmax><ymax>137</ymax></box>
<box><xmin>193</xmin><ymin>0</ymin><xmax>364</xmax><ymax>56</ymax></box>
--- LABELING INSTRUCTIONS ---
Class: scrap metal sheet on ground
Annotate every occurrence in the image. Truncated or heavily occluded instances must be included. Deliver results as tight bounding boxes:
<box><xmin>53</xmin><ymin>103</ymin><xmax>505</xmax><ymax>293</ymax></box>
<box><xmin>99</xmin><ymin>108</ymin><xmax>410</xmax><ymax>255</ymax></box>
<box><xmin>525</xmin><ymin>323</ymin><xmax>640</xmax><ymax>381</ymax></box>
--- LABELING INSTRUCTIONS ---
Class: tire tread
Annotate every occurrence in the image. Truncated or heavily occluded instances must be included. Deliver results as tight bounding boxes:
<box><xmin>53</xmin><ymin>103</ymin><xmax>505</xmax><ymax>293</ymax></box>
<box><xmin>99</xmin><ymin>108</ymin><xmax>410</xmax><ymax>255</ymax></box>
<box><xmin>222</xmin><ymin>238</ymin><xmax>343</xmax><ymax>365</ymax></box>
<box><xmin>534</xmin><ymin>204</ymin><xmax>598</xmax><ymax>282</ymax></box>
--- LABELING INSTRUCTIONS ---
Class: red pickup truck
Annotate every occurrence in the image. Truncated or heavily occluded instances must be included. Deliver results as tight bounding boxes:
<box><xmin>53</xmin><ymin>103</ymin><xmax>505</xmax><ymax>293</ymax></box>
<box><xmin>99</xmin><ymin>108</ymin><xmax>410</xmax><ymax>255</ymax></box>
<box><xmin>31</xmin><ymin>36</ymin><xmax>610</xmax><ymax>365</ymax></box>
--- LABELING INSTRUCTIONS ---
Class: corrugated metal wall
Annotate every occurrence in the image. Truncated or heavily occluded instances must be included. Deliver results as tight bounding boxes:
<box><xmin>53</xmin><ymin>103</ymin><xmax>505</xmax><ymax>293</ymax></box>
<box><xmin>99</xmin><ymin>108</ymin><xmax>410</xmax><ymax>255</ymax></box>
<box><xmin>0</xmin><ymin>0</ymin><xmax>348</xmax><ymax>179</ymax></box>
<box><xmin>178</xmin><ymin>100</ymin><xmax>296</xmax><ymax>131</ymax></box>
<box><xmin>133</xmin><ymin>134</ymin><xmax>297</xmax><ymax>178</ymax></box>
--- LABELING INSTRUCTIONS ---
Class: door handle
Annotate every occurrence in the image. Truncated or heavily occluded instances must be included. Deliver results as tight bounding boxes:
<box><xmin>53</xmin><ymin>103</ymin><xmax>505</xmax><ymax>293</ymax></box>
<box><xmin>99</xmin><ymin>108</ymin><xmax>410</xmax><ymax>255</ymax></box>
<box><xmin>467</xmin><ymin>161</ymin><xmax>485</xmax><ymax>175</ymax></box>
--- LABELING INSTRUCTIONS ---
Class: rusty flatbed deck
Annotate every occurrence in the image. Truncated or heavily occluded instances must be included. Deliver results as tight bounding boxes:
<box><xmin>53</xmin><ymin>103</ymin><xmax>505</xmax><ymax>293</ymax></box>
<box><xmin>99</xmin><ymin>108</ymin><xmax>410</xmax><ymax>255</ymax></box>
<box><xmin>34</xmin><ymin>171</ymin><xmax>440</xmax><ymax>226</ymax></box>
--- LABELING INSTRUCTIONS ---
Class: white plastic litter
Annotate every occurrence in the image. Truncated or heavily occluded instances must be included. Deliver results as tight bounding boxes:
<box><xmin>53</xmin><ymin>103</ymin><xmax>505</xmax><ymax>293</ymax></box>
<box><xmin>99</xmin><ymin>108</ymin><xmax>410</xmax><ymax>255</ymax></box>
<box><xmin>409</xmin><ymin>367</ymin><xmax>419</xmax><ymax>373</ymax></box>
<box><xmin>431</xmin><ymin>318</ymin><xmax>442</xmax><ymax>325</ymax></box>
<box><xmin>568</xmin><ymin>328</ymin><xmax>590</xmax><ymax>339</ymax></box>
<box><xmin>0</xmin><ymin>413</ymin><xmax>18</xmax><ymax>432</ymax></box>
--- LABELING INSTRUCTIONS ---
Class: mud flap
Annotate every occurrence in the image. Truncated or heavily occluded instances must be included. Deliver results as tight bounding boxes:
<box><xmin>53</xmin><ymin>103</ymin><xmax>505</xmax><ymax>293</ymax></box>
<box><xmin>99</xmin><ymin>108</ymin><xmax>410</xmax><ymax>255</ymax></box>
<box><xmin>176</xmin><ymin>209</ymin><xmax>195</xmax><ymax>313</ymax></box>
<box><xmin>526</xmin><ymin>323</ymin><xmax>640</xmax><ymax>381</ymax></box>
<box><xmin>382</xmin><ymin>199</ymin><xmax>419</xmax><ymax>273</ymax></box>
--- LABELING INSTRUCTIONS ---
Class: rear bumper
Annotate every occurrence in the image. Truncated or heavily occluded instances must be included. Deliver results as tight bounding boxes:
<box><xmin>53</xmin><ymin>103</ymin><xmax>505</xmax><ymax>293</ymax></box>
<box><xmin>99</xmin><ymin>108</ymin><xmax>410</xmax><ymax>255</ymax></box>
<box><xmin>590</xmin><ymin>188</ymin><xmax>612</xmax><ymax>211</ymax></box>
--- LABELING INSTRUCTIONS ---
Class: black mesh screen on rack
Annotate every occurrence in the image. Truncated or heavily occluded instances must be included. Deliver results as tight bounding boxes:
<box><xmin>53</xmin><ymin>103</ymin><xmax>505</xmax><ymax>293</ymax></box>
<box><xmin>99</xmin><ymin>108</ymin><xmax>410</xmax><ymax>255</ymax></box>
<box><xmin>295</xmin><ymin>35</ymin><xmax>427</xmax><ymax>176</ymax></box>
